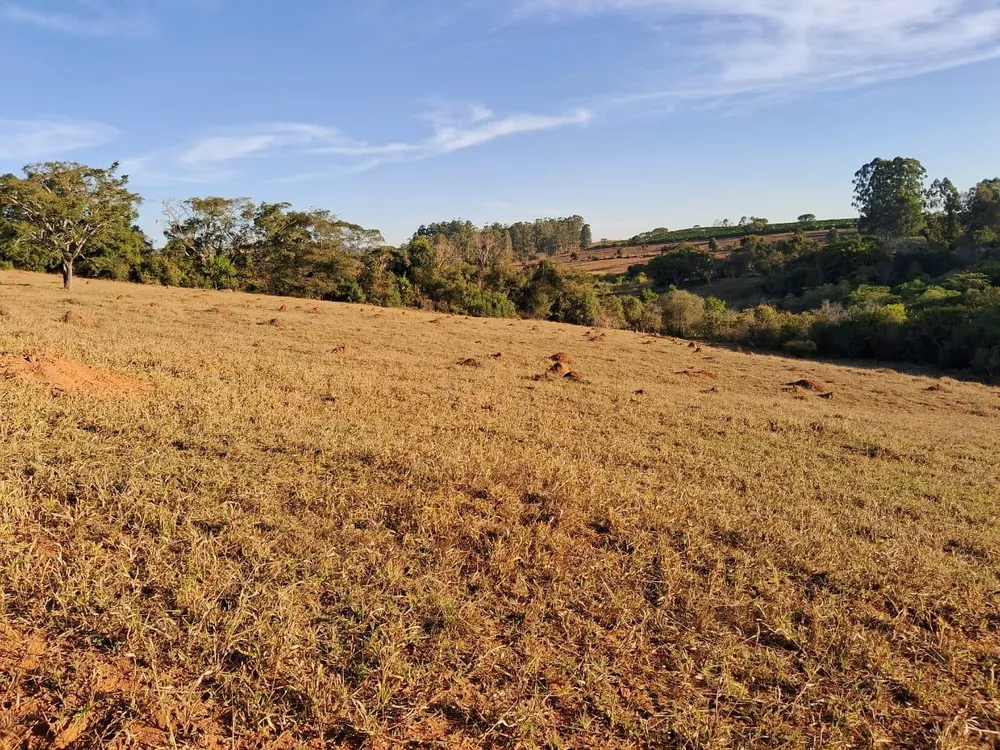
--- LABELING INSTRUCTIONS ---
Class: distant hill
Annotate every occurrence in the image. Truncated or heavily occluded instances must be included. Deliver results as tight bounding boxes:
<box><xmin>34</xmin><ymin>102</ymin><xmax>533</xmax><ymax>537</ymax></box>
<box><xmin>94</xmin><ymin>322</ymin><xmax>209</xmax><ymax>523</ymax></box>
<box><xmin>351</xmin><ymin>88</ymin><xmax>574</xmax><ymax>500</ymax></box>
<box><xmin>595</xmin><ymin>218</ymin><xmax>858</xmax><ymax>249</ymax></box>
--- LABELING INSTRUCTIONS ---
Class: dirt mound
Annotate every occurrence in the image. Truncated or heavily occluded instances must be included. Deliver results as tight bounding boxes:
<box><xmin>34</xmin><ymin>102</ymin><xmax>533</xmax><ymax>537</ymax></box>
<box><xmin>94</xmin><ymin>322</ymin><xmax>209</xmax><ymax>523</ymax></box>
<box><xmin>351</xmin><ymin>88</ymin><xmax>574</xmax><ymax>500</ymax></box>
<box><xmin>308</xmin><ymin>307</ymin><xmax>322</xmax><ymax>314</ymax></box>
<box><xmin>278</xmin><ymin>304</ymin><xmax>290</xmax><ymax>312</ymax></box>
<box><xmin>331</xmin><ymin>344</ymin><xmax>352</xmax><ymax>355</ymax></box>
<box><xmin>819</xmin><ymin>392</ymin><xmax>836</xmax><ymax>400</ymax></box>
<box><xmin>260</xmin><ymin>318</ymin><xmax>285</xmax><ymax>328</ymax></box>
<box><xmin>116</xmin><ymin>294</ymin><xmax>130</xmax><ymax>301</ymax></box>
<box><xmin>550</xmin><ymin>352</ymin><xmax>575</xmax><ymax>364</ymax></box>
<box><xmin>563</xmin><ymin>371</ymin><xmax>583</xmax><ymax>382</ymax></box>
<box><xmin>550</xmin><ymin>361</ymin><xmax>572</xmax><ymax>375</ymax></box>
<box><xmin>458</xmin><ymin>358</ymin><xmax>482</xmax><ymax>367</ymax></box>
<box><xmin>0</xmin><ymin>353</ymin><xmax>149</xmax><ymax>396</ymax></box>
<box><xmin>588</xmin><ymin>332</ymin><xmax>607</xmax><ymax>343</ymax></box>
<box><xmin>786</xmin><ymin>378</ymin><xmax>827</xmax><ymax>392</ymax></box>
<box><xmin>677</xmin><ymin>369</ymin><xmax>718</xmax><ymax>380</ymax></box>
<box><xmin>61</xmin><ymin>310</ymin><xmax>95</xmax><ymax>326</ymax></box>
<box><xmin>207</xmin><ymin>306</ymin><xmax>232</xmax><ymax>314</ymax></box>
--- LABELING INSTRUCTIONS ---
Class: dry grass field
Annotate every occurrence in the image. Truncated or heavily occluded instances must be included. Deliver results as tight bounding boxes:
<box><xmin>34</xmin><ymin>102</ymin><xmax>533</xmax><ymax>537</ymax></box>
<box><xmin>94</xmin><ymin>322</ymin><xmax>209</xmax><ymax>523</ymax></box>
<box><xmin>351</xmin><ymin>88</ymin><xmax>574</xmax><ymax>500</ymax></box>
<box><xmin>1</xmin><ymin>269</ymin><xmax>999</xmax><ymax>748</ymax></box>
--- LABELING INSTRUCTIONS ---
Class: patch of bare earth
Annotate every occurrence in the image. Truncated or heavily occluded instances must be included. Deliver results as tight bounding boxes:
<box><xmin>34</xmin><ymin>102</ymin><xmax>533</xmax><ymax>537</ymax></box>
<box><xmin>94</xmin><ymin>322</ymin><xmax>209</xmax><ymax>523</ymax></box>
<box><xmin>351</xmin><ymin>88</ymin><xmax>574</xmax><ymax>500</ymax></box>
<box><xmin>61</xmin><ymin>310</ymin><xmax>95</xmax><ymax>326</ymax></box>
<box><xmin>786</xmin><ymin>377</ymin><xmax>828</xmax><ymax>392</ymax></box>
<box><xmin>0</xmin><ymin>353</ymin><xmax>149</xmax><ymax>396</ymax></box>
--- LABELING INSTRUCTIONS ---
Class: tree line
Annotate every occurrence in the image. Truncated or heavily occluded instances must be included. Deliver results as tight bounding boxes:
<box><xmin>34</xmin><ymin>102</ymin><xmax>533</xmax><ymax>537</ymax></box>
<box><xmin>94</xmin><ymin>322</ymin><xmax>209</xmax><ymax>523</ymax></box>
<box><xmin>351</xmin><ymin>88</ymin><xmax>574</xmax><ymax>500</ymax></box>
<box><xmin>0</xmin><ymin>157</ymin><xmax>998</xmax><ymax>378</ymax></box>
<box><xmin>600</xmin><ymin>218</ymin><xmax>858</xmax><ymax>249</ymax></box>
<box><xmin>625</xmin><ymin>158</ymin><xmax>1000</xmax><ymax>377</ymax></box>
<box><xmin>415</xmin><ymin>216</ymin><xmax>592</xmax><ymax>261</ymax></box>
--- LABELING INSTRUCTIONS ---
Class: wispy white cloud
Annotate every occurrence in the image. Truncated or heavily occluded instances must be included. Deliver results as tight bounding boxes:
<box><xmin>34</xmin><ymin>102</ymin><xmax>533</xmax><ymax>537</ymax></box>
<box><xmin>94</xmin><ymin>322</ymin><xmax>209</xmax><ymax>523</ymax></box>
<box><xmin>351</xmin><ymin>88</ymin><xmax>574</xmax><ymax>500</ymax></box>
<box><xmin>311</xmin><ymin>103</ymin><xmax>594</xmax><ymax>167</ymax></box>
<box><xmin>179</xmin><ymin>123</ymin><xmax>341</xmax><ymax>165</ymax></box>
<box><xmin>128</xmin><ymin>104</ymin><xmax>594</xmax><ymax>185</ymax></box>
<box><xmin>514</xmin><ymin>0</ymin><xmax>1000</xmax><ymax>101</ymax></box>
<box><xmin>0</xmin><ymin>1</ymin><xmax>152</xmax><ymax>36</ymax></box>
<box><xmin>0</xmin><ymin>118</ymin><xmax>118</xmax><ymax>160</ymax></box>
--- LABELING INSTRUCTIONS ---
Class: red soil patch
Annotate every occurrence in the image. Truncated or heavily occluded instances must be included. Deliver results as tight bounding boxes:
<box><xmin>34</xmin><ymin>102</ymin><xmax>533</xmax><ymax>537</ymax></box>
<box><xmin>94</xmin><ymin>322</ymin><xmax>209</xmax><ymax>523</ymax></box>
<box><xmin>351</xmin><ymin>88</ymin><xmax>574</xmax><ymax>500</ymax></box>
<box><xmin>0</xmin><ymin>353</ymin><xmax>149</xmax><ymax>396</ymax></box>
<box><xmin>786</xmin><ymin>378</ymin><xmax>827</xmax><ymax>392</ymax></box>
<box><xmin>61</xmin><ymin>310</ymin><xmax>95</xmax><ymax>326</ymax></box>
<box><xmin>677</xmin><ymin>369</ymin><xmax>719</xmax><ymax>380</ymax></box>
<box><xmin>550</xmin><ymin>352</ymin><xmax>576</xmax><ymax>364</ymax></box>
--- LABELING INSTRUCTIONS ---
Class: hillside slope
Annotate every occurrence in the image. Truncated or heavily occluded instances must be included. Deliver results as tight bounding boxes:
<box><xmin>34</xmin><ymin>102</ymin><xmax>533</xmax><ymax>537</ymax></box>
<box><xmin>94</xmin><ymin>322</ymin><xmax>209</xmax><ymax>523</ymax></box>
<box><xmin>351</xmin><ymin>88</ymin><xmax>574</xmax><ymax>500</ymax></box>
<box><xmin>549</xmin><ymin>229</ymin><xmax>857</xmax><ymax>277</ymax></box>
<box><xmin>1</xmin><ymin>270</ymin><xmax>998</xmax><ymax>748</ymax></box>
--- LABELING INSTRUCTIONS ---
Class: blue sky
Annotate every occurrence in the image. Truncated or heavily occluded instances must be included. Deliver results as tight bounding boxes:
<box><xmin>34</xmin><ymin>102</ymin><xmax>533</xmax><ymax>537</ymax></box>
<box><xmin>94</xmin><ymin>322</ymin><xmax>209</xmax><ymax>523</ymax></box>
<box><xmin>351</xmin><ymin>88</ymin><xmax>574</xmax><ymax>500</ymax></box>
<box><xmin>2</xmin><ymin>0</ymin><xmax>1000</xmax><ymax>244</ymax></box>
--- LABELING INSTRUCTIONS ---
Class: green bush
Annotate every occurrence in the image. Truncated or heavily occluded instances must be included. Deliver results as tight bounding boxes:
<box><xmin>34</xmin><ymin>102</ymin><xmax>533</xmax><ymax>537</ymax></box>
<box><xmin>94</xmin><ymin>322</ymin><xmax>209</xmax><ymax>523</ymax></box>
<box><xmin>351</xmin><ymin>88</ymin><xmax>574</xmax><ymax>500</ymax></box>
<box><xmin>783</xmin><ymin>339</ymin><xmax>819</xmax><ymax>357</ymax></box>
<box><xmin>660</xmin><ymin>290</ymin><xmax>705</xmax><ymax>337</ymax></box>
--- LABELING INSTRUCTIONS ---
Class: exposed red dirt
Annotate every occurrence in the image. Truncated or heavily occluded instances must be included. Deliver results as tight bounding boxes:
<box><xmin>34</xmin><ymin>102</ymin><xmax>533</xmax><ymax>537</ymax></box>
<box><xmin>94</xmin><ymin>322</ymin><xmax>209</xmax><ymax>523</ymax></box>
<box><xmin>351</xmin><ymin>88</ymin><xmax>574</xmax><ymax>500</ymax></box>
<box><xmin>677</xmin><ymin>369</ymin><xmax>719</xmax><ymax>380</ymax></box>
<box><xmin>786</xmin><ymin>378</ymin><xmax>828</xmax><ymax>392</ymax></box>
<box><xmin>0</xmin><ymin>353</ymin><xmax>150</xmax><ymax>396</ymax></box>
<box><xmin>61</xmin><ymin>310</ymin><xmax>95</xmax><ymax>326</ymax></box>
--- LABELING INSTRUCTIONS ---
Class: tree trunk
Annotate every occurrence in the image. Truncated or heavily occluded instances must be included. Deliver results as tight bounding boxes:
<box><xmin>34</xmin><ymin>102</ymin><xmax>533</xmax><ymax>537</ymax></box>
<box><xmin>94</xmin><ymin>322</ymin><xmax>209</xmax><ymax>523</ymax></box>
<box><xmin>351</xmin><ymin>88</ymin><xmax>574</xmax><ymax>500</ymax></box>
<box><xmin>62</xmin><ymin>259</ymin><xmax>73</xmax><ymax>291</ymax></box>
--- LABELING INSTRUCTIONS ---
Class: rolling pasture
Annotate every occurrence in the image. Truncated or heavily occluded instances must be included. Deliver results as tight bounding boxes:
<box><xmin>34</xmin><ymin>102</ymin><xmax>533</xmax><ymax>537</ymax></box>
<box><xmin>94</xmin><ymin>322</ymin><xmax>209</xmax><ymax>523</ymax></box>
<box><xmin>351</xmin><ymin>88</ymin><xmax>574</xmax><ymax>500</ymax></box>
<box><xmin>0</xmin><ymin>270</ymin><xmax>998</xmax><ymax>748</ymax></box>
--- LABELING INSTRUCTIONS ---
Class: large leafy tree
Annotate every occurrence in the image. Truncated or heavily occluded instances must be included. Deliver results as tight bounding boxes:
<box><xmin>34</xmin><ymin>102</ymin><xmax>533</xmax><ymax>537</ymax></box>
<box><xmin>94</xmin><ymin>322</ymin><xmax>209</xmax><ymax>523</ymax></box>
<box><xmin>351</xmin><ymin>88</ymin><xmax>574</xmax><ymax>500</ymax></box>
<box><xmin>252</xmin><ymin>202</ymin><xmax>366</xmax><ymax>298</ymax></box>
<box><xmin>853</xmin><ymin>157</ymin><xmax>927</xmax><ymax>241</ymax></box>
<box><xmin>964</xmin><ymin>178</ymin><xmax>1000</xmax><ymax>246</ymax></box>
<box><xmin>924</xmin><ymin>177</ymin><xmax>963</xmax><ymax>247</ymax></box>
<box><xmin>162</xmin><ymin>196</ymin><xmax>257</xmax><ymax>287</ymax></box>
<box><xmin>0</xmin><ymin>162</ymin><xmax>140</xmax><ymax>290</ymax></box>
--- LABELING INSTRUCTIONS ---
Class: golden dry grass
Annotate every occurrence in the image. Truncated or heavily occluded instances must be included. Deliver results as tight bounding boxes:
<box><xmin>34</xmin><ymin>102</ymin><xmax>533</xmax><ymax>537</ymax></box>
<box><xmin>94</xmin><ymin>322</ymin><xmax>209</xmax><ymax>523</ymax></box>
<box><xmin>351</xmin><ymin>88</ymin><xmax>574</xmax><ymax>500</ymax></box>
<box><xmin>1</xmin><ymin>269</ymin><xmax>999</xmax><ymax>748</ymax></box>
